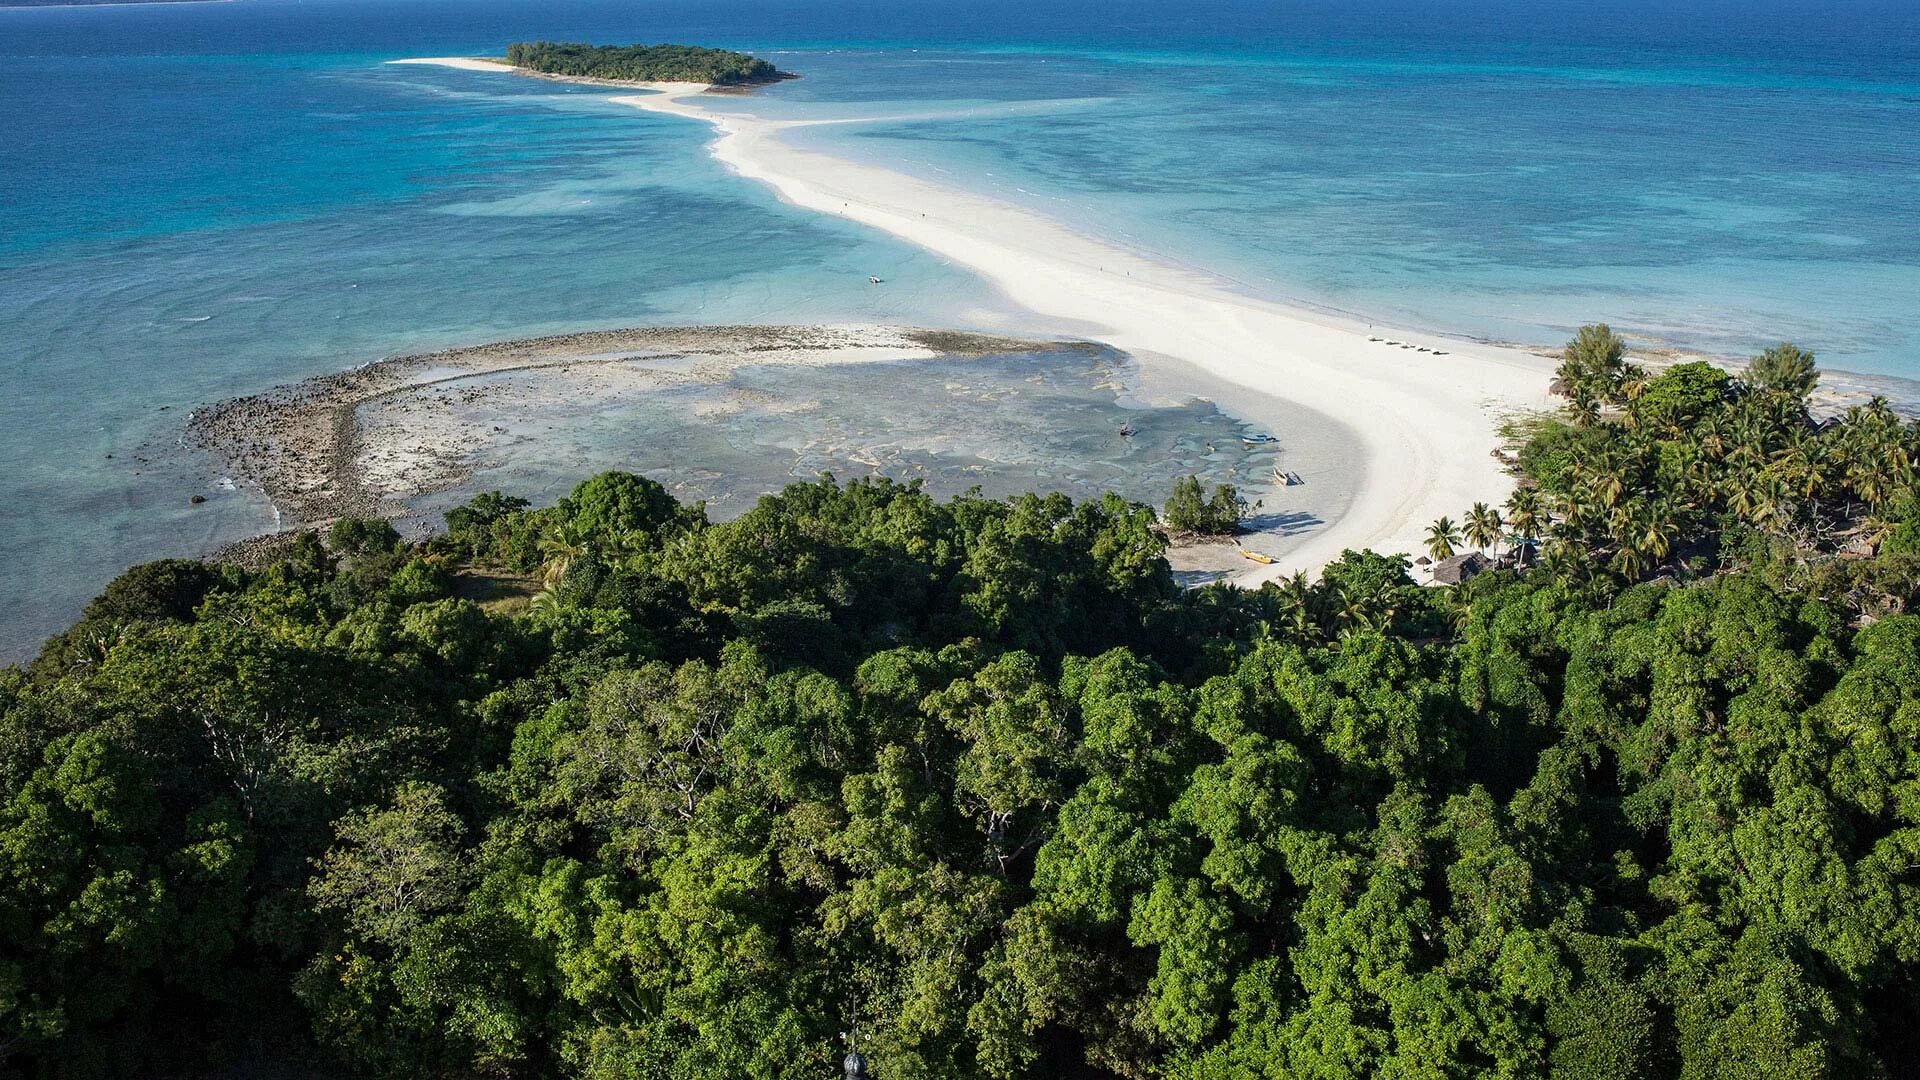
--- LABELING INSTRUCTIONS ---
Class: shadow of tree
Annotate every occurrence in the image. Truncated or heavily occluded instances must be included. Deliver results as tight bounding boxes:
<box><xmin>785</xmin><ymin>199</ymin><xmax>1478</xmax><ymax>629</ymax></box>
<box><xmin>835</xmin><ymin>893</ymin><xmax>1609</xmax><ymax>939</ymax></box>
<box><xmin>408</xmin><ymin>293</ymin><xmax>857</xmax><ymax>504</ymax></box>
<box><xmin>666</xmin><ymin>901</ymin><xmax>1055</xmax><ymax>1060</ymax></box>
<box><xmin>1242</xmin><ymin>510</ymin><xmax>1323</xmax><ymax>537</ymax></box>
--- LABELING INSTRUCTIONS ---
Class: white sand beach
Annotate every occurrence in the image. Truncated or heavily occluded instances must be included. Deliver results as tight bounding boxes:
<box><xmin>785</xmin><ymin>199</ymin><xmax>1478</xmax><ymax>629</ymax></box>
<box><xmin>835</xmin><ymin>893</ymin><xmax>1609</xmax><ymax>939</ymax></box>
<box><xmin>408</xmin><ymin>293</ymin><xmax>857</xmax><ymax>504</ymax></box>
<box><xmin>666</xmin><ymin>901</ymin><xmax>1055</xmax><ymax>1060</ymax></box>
<box><xmin>388</xmin><ymin>57</ymin><xmax>711</xmax><ymax>96</ymax></box>
<box><xmin>389</xmin><ymin>57</ymin><xmax>518</xmax><ymax>72</ymax></box>
<box><xmin>391</xmin><ymin>59</ymin><xmax>1559</xmax><ymax>579</ymax></box>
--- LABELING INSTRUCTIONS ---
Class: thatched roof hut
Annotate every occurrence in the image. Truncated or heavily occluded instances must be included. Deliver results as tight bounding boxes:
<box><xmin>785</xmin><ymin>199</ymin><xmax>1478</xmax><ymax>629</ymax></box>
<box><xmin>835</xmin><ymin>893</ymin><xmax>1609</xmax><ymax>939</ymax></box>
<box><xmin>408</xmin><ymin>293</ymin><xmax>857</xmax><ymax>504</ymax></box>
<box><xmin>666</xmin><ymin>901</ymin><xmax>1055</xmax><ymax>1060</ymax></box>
<box><xmin>1432</xmin><ymin>551</ymin><xmax>1491</xmax><ymax>585</ymax></box>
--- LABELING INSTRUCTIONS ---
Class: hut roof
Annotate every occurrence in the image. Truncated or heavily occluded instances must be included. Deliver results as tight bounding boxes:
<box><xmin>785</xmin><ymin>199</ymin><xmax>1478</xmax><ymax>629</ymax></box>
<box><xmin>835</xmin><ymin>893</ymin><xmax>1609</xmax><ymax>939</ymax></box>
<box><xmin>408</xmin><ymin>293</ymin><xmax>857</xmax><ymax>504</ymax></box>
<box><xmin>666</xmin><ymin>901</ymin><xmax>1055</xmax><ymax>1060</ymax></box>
<box><xmin>1432</xmin><ymin>551</ymin><xmax>1491</xmax><ymax>585</ymax></box>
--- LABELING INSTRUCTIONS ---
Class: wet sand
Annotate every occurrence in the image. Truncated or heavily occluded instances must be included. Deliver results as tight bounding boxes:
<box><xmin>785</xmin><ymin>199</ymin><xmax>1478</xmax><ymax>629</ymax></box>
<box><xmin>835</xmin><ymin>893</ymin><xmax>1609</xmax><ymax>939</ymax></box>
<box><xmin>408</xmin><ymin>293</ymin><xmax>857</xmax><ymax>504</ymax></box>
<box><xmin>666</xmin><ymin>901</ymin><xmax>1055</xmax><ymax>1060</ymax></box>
<box><xmin>393</xmin><ymin>57</ymin><xmax>1560</xmax><ymax>581</ymax></box>
<box><xmin>189</xmin><ymin>324</ymin><xmax>1359</xmax><ymax>579</ymax></box>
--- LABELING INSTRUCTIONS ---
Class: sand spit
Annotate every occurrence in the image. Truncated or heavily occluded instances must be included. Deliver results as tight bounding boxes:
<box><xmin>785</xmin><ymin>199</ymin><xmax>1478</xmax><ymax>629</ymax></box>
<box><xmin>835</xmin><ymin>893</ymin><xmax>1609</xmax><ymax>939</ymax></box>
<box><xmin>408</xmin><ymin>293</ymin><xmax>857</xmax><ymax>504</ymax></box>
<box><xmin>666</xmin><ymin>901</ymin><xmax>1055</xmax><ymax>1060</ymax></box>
<box><xmin>187</xmin><ymin>324</ymin><xmax>1041</xmax><ymax>529</ymax></box>
<box><xmin>392</xmin><ymin>57</ymin><xmax>1558</xmax><ymax>579</ymax></box>
<box><xmin>605</xmin><ymin>84</ymin><xmax>1561</xmax><ymax>579</ymax></box>
<box><xmin>386</xmin><ymin>56</ymin><xmax>714</xmax><ymax>95</ymax></box>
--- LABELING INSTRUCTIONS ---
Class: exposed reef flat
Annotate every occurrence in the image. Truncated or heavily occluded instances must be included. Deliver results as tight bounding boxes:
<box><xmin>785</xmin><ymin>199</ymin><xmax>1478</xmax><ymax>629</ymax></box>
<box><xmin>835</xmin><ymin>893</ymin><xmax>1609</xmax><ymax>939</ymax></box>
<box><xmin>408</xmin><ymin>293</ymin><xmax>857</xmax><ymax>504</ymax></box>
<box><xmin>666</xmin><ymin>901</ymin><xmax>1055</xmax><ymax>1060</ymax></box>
<box><xmin>188</xmin><ymin>325</ymin><xmax>1359</xmax><ymax>580</ymax></box>
<box><xmin>187</xmin><ymin>325</ymin><xmax>1035</xmax><ymax>526</ymax></box>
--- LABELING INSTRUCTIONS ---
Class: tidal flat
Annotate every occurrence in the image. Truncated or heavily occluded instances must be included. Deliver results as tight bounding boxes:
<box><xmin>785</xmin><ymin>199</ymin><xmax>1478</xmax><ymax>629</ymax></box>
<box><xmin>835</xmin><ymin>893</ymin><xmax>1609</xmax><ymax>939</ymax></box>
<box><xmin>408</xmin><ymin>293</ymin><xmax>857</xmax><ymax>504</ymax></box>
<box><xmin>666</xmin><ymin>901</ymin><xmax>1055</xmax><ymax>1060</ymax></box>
<box><xmin>189</xmin><ymin>324</ymin><xmax>1360</xmax><ymax>579</ymax></box>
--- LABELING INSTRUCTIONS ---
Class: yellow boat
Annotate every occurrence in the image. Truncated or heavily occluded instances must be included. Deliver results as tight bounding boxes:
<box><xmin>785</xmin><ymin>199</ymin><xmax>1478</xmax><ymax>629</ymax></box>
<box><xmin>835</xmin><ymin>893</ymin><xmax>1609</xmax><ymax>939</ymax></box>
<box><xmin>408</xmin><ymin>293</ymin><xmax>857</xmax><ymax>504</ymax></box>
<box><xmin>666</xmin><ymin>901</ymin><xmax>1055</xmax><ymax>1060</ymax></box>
<box><xmin>1239</xmin><ymin>549</ymin><xmax>1274</xmax><ymax>565</ymax></box>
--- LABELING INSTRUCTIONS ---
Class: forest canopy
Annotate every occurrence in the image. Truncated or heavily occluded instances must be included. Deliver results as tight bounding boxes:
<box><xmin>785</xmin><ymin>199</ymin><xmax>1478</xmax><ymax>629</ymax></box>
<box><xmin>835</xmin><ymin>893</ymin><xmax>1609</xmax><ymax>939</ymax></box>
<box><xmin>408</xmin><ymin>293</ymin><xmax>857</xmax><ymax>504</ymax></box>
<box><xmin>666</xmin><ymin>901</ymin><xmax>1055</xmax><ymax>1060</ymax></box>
<box><xmin>5</xmin><ymin>330</ymin><xmax>1920</xmax><ymax>1079</ymax></box>
<box><xmin>503</xmin><ymin>41</ymin><xmax>785</xmax><ymax>85</ymax></box>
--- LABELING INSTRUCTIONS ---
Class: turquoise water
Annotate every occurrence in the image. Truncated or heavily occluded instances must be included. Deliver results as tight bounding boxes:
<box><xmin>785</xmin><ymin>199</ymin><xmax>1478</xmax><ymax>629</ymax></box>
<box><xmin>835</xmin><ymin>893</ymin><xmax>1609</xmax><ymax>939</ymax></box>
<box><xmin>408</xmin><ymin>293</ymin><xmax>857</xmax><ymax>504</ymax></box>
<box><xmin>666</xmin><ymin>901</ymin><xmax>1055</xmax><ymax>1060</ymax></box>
<box><xmin>2</xmin><ymin>0</ymin><xmax>1916</xmax><ymax>657</ymax></box>
<box><xmin>392</xmin><ymin>345</ymin><xmax>1309</xmax><ymax>555</ymax></box>
<box><xmin>775</xmin><ymin>41</ymin><xmax>1920</xmax><ymax>366</ymax></box>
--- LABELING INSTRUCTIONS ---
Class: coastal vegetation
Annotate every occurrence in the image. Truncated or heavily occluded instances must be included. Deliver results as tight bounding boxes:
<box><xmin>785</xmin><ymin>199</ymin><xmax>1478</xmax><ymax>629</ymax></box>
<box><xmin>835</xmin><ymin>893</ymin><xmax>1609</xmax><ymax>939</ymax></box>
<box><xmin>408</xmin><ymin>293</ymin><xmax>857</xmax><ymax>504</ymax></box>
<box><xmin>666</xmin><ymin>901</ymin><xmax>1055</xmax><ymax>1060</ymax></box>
<box><xmin>1429</xmin><ymin>325</ymin><xmax>1919</xmax><ymax>604</ymax></box>
<box><xmin>1162</xmin><ymin>475</ymin><xmax>1246</xmax><ymax>537</ymax></box>
<box><xmin>503</xmin><ymin>41</ymin><xmax>784</xmax><ymax>86</ymax></box>
<box><xmin>4</xmin><ymin>332</ymin><xmax>1920</xmax><ymax>1079</ymax></box>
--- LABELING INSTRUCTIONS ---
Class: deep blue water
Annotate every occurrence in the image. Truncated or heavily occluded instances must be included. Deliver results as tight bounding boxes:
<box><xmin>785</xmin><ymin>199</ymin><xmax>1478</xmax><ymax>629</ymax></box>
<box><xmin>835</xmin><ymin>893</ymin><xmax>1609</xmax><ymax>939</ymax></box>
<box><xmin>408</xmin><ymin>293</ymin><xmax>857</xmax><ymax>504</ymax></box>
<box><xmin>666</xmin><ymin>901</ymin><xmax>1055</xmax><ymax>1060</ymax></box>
<box><xmin>2</xmin><ymin>0</ymin><xmax>1916</xmax><ymax>658</ymax></box>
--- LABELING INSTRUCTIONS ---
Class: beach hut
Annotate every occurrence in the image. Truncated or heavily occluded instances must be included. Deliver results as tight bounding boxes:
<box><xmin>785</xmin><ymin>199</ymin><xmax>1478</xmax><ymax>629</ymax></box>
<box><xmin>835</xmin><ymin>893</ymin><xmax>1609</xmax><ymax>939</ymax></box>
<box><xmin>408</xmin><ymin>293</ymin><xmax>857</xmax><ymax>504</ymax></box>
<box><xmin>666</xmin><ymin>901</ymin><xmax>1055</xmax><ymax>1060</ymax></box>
<box><xmin>1431</xmin><ymin>551</ymin><xmax>1491</xmax><ymax>586</ymax></box>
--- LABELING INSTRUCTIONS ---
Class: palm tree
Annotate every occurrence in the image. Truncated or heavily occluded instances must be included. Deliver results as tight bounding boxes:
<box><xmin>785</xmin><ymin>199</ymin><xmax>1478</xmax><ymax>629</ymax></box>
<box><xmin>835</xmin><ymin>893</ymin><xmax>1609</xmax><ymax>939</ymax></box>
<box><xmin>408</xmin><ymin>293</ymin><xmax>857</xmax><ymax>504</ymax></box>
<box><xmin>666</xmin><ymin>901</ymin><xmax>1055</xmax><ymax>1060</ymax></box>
<box><xmin>1696</xmin><ymin>416</ymin><xmax>1728</xmax><ymax>461</ymax></box>
<box><xmin>1333</xmin><ymin>581</ymin><xmax>1399</xmax><ymax>638</ymax></box>
<box><xmin>1864</xmin><ymin>396</ymin><xmax>1902</xmax><ymax>431</ymax></box>
<box><xmin>1504</xmin><ymin>488</ymin><xmax>1543</xmax><ymax>566</ymax></box>
<box><xmin>1569</xmin><ymin>386</ymin><xmax>1601</xmax><ymax>427</ymax></box>
<box><xmin>1847</xmin><ymin>451</ymin><xmax>1900</xmax><ymax>509</ymax></box>
<box><xmin>1555</xmin><ymin>490</ymin><xmax>1591</xmax><ymax>537</ymax></box>
<box><xmin>1605</xmin><ymin>503</ymin><xmax>1638</xmax><ymax>549</ymax></box>
<box><xmin>1464</xmin><ymin>502</ymin><xmax>1504</xmax><ymax>555</ymax></box>
<box><xmin>1596</xmin><ymin>446</ymin><xmax>1631</xmax><ymax>506</ymax></box>
<box><xmin>1619</xmin><ymin>371</ymin><xmax>1649</xmax><ymax>403</ymax></box>
<box><xmin>1755</xmin><ymin>474</ymin><xmax>1794</xmax><ymax>532</ymax></box>
<box><xmin>1425</xmin><ymin>516</ymin><xmax>1461</xmax><ymax>562</ymax></box>
<box><xmin>1274</xmin><ymin>571</ymin><xmax>1317</xmax><ymax>640</ymax></box>
<box><xmin>538</xmin><ymin>521</ymin><xmax>589</xmax><ymax>586</ymax></box>
<box><xmin>1682</xmin><ymin>464</ymin><xmax>1717</xmax><ymax>518</ymax></box>
<box><xmin>1540</xmin><ymin>534</ymin><xmax>1585</xmax><ymax>580</ymax></box>
<box><xmin>1611</xmin><ymin>543</ymin><xmax>1648</xmax><ymax>582</ymax></box>
<box><xmin>1726</xmin><ymin>469</ymin><xmax>1767</xmax><ymax>524</ymax></box>
<box><xmin>1785</xmin><ymin>438</ymin><xmax>1831</xmax><ymax>502</ymax></box>
<box><xmin>1334</xmin><ymin>585</ymin><xmax>1376</xmax><ymax>636</ymax></box>
<box><xmin>1640</xmin><ymin>497</ymin><xmax>1683</xmax><ymax>563</ymax></box>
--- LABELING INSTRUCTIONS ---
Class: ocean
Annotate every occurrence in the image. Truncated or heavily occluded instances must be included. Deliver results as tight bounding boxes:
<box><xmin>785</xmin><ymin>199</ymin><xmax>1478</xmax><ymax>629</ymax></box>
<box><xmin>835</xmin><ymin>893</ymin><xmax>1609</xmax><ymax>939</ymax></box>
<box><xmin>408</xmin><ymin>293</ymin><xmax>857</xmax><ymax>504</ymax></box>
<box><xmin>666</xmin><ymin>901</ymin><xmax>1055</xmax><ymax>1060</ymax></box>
<box><xmin>2</xmin><ymin>0</ymin><xmax>1915</xmax><ymax>658</ymax></box>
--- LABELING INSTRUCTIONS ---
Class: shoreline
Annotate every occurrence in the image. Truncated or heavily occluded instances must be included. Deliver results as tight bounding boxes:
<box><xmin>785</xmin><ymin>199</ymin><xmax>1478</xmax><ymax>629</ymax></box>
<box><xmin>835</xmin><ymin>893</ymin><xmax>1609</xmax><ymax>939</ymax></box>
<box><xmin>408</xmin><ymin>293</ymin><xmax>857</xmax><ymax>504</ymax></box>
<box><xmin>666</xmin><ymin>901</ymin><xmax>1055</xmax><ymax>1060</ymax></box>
<box><xmin>387</xmin><ymin>55</ymin><xmax>1920</xmax><ymax>585</ymax></box>
<box><xmin>186</xmin><ymin>324</ymin><xmax>1045</xmax><ymax>529</ymax></box>
<box><xmin>395</xmin><ymin>56</ymin><xmax>1561</xmax><ymax>578</ymax></box>
<box><xmin>189</xmin><ymin>323</ymin><xmax>1337</xmax><ymax>585</ymax></box>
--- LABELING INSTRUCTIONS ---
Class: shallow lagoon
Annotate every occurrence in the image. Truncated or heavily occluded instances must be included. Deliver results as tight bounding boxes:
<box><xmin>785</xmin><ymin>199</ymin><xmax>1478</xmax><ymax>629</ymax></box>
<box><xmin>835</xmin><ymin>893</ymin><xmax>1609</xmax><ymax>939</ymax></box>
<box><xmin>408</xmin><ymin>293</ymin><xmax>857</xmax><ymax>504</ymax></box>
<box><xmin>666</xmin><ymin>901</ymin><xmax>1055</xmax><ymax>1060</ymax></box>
<box><xmin>4</xmin><ymin>0</ymin><xmax>1916</xmax><ymax>657</ymax></box>
<box><xmin>372</xmin><ymin>337</ymin><xmax>1356</xmax><ymax>575</ymax></box>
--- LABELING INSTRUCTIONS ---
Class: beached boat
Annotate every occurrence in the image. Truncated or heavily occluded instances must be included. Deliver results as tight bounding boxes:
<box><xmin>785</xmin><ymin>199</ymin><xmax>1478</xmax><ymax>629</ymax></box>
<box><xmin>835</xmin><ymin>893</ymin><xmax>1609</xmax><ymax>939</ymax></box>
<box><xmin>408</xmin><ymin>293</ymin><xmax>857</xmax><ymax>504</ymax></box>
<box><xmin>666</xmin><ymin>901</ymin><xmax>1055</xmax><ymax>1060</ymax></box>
<box><xmin>1272</xmin><ymin>466</ymin><xmax>1303</xmax><ymax>486</ymax></box>
<box><xmin>1239</xmin><ymin>549</ymin><xmax>1274</xmax><ymax>565</ymax></box>
<box><xmin>1241</xmin><ymin>433</ymin><xmax>1278</xmax><ymax>445</ymax></box>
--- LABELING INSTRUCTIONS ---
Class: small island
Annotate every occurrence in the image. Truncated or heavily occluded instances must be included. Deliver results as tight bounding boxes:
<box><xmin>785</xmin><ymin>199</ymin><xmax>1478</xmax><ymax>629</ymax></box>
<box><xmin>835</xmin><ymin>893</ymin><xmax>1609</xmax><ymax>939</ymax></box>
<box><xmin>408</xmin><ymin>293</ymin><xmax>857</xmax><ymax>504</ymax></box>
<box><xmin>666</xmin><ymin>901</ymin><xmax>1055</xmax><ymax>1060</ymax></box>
<box><xmin>503</xmin><ymin>41</ymin><xmax>787</xmax><ymax>86</ymax></box>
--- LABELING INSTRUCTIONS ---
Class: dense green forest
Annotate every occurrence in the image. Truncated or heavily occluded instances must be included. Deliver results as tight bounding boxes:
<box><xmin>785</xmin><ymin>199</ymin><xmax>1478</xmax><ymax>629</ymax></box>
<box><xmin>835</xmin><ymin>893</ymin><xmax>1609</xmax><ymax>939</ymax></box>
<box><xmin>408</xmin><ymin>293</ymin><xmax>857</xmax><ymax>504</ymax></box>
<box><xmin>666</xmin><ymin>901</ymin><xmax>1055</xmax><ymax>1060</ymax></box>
<box><xmin>4</xmin><ymin>331</ymin><xmax>1920</xmax><ymax>1079</ymax></box>
<box><xmin>503</xmin><ymin>42</ymin><xmax>783</xmax><ymax>85</ymax></box>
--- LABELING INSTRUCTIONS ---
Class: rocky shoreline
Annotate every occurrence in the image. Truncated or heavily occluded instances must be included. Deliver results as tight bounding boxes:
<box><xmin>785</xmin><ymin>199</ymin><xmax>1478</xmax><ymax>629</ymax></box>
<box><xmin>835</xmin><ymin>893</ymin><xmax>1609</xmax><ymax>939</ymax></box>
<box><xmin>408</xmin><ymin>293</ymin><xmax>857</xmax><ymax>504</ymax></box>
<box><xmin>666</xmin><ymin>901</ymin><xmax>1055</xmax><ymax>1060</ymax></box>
<box><xmin>186</xmin><ymin>324</ymin><xmax>1064</xmax><ymax>536</ymax></box>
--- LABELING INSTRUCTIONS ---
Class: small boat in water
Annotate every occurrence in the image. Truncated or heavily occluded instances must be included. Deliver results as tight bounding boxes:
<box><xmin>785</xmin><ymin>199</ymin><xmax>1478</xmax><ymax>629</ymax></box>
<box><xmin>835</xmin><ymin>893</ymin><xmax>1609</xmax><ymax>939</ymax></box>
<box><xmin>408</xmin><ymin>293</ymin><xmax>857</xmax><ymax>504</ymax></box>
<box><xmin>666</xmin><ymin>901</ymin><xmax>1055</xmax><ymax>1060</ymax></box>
<box><xmin>868</xmin><ymin>275</ymin><xmax>883</xmax><ymax>284</ymax></box>
<box><xmin>1239</xmin><ymin>549</ymin><xmax>1275</xmax><ymax>565</ymax></box>
<box><xmin>1119</xmin><ymin>422</ymin><xmax>1136</xmax><ymax>438</ymax></box>
<box><xmin>1241</xmin><ymin>433</ymin><xmax>1279</xmax><ymax>445</ymax></box>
